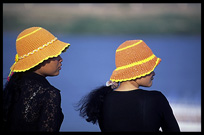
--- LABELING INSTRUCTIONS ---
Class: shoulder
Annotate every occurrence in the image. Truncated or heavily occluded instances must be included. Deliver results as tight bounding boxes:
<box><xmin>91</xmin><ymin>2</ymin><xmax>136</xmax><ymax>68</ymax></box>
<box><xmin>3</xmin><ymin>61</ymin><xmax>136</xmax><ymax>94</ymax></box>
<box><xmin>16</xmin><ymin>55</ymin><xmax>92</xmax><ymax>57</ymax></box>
<box><xmin>44</xmin><ymin>86</ymin><xmax>61</xmax><ymax>100</ymax></box>
<box><xmin>144</xmin><ymin>89</ymin><xmax>164</xmax><ymax>96</ymax></box>
<box><xmin>146</xmin><ymin>90</ymin><xmax>164</xmax><ymax>96</ymax></box>
<box><xmin>143</xmin><ymin>90</ymin><xmax>168</xmax><ymax>103</ymax></box>
<box><xmin>40</xmin><ymin>87</ymin><xmax>62</xmax><ymax>108</ymax></box>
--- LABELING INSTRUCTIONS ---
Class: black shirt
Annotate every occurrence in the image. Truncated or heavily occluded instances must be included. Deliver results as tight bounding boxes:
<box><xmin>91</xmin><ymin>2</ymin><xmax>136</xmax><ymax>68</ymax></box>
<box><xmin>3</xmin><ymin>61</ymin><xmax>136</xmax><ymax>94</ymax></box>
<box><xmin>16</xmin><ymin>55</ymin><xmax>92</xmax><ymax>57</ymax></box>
<box><xmin>99</xmin><ymin>89</ymin><xmax>180</xmax><ymax>132</ymax></box>
<box><xmin>5</xmin><ymin>72</ymin><xmax>64</xmax><ymax>132</ymax></box>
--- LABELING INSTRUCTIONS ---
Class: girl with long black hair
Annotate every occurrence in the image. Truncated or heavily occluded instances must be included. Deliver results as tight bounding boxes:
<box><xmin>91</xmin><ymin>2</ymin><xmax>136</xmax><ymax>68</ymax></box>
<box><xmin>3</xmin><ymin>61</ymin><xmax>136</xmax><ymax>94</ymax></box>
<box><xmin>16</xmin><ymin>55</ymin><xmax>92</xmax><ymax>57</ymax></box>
<box><xmin>3</xmin><ymin>27</ymin><xmax>70</xmax><ymax>131</ymax></box>
<box><xmin>77</xmin><ymin>40</ymin><xmax>180</xmax><ymax>132</ymax></box>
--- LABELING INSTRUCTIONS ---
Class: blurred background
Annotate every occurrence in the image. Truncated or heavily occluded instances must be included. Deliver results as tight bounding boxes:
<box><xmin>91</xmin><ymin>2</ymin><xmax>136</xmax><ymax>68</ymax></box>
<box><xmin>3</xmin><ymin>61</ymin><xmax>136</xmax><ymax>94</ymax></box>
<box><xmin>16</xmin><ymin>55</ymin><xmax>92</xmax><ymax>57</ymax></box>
<box><xmin>3</xmin><ymin>3</ymin><xmax>201</xmax><ymax>132</ymax></box>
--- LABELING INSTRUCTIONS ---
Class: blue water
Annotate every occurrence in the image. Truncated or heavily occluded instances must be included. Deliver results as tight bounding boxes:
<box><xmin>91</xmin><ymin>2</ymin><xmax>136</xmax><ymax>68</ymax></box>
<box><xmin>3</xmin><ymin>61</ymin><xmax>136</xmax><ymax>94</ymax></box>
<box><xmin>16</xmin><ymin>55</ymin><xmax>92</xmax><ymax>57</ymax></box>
<box><xmin>3</xmin><ymin>32</ymin><xmax>201</xmax><ymax>131</ymax></box>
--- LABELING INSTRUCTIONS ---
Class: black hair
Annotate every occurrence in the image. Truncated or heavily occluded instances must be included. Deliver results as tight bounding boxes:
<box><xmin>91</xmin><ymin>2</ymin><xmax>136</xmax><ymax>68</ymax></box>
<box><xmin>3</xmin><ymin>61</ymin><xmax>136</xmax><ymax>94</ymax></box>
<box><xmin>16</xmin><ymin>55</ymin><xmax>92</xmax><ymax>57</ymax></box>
<box><xmin>3</xmin><ymin>72</ymin><xmax>27</xmax><ymax>130</ymax></box>
<box><xmin>3</xmin><ymin>65</ymin><xmax>40</xmax><ymax>130</ymax></box>
<box><xmin>3</xmin><ymin>57</ymin><xmax>58</xmax><ymax>126</ymax></box>
<box><xmin>76</xmin><ymin>86</ymin><xmax>113</xmax><ymax>124</ymax></box>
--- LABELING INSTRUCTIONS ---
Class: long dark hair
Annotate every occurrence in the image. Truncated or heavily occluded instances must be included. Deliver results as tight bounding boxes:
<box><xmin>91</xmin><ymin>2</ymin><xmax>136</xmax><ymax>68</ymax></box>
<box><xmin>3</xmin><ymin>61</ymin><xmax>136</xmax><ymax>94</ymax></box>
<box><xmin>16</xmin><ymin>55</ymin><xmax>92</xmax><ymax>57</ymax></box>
<box><xmin>3</xmin><ymin>72</ymin><xmax>27</xmax><ymax>129</ymax></box>
<box><xmin>76</xmin><ymin>86</ymin><xmax>113</xmax><ymax>124</ymax></box>
<box><xmin>3</xmin><ymin>64</ymin><xmax>41</xmax><ymax>130</ymax></box>
<box><xmin>3</xmin><ymin>58</ymin><xmax>53</xmax><ymax>130</ymax></box>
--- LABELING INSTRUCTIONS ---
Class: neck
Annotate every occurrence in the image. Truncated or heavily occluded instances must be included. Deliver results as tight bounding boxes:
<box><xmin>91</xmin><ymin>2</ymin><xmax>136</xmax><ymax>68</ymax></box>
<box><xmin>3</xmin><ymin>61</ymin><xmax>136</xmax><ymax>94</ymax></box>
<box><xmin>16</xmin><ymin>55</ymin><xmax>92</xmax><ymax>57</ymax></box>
<box><xmin>34</xmin><ymin>70</ymin><xmax>47</xmax><ymax>77</ymax></box>
<box><xmin>114</xmin><ymin>80</ymin><xmax>139</xmax><ymax>91</ymax></box>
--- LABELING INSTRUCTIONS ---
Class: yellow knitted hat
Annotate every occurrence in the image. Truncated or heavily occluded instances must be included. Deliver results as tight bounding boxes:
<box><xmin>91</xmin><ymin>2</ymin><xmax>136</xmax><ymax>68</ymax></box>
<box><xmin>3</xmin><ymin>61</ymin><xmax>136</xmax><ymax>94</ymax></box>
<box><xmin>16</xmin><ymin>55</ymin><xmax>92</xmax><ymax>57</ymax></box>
<box><xmin>110</xmin><ymin>40</ymin><xmax>161</xmax><ymax>82</ymax></box>
<box><xmin>9</xmin><ymin>27</ymin><xmax>70</xmax><ymax>74</ymax></box>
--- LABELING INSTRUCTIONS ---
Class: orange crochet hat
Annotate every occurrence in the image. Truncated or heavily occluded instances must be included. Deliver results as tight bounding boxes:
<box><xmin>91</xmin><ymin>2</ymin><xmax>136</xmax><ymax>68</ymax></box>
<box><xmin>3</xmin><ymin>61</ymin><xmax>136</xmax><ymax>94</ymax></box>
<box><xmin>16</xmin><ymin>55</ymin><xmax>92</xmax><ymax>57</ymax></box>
<box><xmin>9</xmin><ymin>27</ymin><xmax>70</xmax><ymax>74</ymax></box>
<box><xmin>110</xmin><ymin>40</ymin><xmax>161</xmax><ymax>82</ymax></box>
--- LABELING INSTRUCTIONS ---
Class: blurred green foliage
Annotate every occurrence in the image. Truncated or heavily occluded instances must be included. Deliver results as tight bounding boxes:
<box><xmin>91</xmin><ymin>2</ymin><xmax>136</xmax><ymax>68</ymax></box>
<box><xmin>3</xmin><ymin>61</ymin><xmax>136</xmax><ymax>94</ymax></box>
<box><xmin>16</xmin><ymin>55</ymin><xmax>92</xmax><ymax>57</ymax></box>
<box><xmin>3</xmin><ymin>3</ymin><xmax>201</xmax><ymax>35</ymax></box>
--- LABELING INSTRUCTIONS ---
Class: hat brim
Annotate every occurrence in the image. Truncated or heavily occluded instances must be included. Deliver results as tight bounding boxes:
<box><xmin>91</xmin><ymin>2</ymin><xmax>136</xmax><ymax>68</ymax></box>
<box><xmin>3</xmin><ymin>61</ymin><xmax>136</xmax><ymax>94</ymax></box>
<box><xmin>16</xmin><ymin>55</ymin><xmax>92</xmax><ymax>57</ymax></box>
<box><xmin>110</xmin><ymin>57</ymin><xmax>161</xmax><ymax>82</ymax></box>
<box><xmin>11</xmin><ymin>39</ymin><xmax>70</xmax><ymax>72</ymax></box>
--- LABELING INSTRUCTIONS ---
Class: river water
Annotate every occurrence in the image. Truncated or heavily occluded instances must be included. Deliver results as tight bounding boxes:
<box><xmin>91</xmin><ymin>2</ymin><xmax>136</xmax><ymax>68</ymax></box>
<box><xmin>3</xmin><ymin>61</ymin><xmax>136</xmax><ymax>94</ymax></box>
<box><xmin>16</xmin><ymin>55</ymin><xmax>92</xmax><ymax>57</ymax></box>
<box><xmin>3</xmin><ymin>32</ymin><xmax>201</xmax><ymax>131</ymax></box>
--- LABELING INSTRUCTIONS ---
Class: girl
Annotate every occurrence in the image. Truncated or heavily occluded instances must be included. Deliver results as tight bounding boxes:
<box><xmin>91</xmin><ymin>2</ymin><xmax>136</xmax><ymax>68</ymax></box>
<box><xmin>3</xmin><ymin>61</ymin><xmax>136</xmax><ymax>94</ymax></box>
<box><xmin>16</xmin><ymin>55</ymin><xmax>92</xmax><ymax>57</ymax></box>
<box><xmin>77</xmin><ymin>40</ymin><xmax>180</xmax><ymax>132</ymax></box>
<box><xmin>3</xmin><ymin>27</ymin><xmax>70</xmax><ymax>132</ymax></box>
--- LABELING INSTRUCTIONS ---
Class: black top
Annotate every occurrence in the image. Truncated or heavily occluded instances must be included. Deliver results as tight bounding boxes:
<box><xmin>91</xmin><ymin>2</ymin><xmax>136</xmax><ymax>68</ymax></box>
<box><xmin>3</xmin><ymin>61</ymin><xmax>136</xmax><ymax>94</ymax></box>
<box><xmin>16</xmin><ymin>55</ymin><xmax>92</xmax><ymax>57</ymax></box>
<box><xmin>5</xmin><ymin>72</ymin><xmax>64</xmax><ymax>132</ymax></box>
<box><xmin>99</xmin><ymin>89</ymin><xmax>180</xmax><ymax>132</ymax></box>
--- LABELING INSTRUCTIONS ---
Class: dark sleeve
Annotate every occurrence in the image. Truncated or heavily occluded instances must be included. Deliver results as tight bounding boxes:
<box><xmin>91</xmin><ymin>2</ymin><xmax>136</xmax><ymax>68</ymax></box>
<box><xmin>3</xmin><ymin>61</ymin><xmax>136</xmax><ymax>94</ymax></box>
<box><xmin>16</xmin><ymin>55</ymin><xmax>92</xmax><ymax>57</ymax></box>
<box><xmin>159</xmin><ymin>92</ymin><xmax>180</xmax><ymax>132</ymax></box>
<box><xmin>38</xmin><ymin>88</ymin><xmax>64</xmax><ymax>132</ymax></box>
